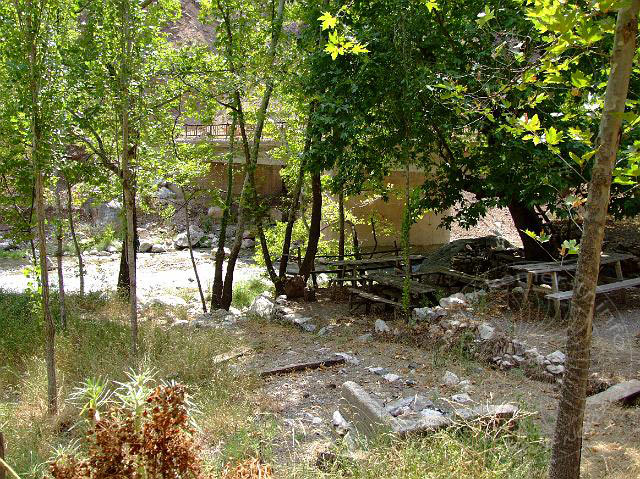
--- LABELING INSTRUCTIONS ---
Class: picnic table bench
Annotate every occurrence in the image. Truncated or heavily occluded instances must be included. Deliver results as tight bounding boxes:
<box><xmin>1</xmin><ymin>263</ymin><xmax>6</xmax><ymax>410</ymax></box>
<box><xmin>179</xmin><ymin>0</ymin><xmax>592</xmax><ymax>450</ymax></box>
<box><xmin>546</xmin><ymin>277</ymin><xmax>640</xmax><ymax>301</ymax></box>
<box><xmin>509</xmin><ymin>253</ymin><xmax>638</xmax><ymax>319</ymax></box>
<box><xmin>347</xmin><ymin>287</ymin><xmax>404</xmax><ymax>319</ymax></box>
<box><xmin>346</xmin><ymin>273</ymin><xmax>436</xmax><ymax>318</ymax></box>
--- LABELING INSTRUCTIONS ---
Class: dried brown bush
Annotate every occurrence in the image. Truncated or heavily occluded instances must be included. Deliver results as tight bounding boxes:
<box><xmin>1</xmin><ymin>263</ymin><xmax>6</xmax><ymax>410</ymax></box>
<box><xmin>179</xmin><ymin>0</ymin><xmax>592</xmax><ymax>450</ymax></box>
<box><xmin>50</xmin><ymin>384</ymin><xmax>202</xmax><ymax>479</ymax></box>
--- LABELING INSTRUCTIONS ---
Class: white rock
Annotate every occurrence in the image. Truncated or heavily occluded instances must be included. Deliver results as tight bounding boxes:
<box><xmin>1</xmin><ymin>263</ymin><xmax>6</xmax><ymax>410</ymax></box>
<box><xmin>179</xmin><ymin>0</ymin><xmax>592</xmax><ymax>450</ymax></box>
<box><xmin>174</xmin><ymin>225</ymin><xmax>205</xmax><ymax>249</ymax></box>
<box><xmin>546</xmin><ymin>350</ymin><xmax>566</xmax><ymax>364</ymax></box>
<box><xmin>547</xmin><ymin>364</ymin><xmax>565</xmax><ymax>375</ymax></box>
<box><xmin>171</xmin><ymin>319</ymin><xmax>190</xmax><ymax>328</ymax></box>
<box><xmin>383</xmin><ymin>373</ymin><xmax>401</xmax><ymax>383</ymax></box>
<box><xmin>151</xmin><ymin>244</ymin><xmax>166</xmax><ymax>253</ymax></box>
<box><xmin>208</xmin><ymin>206</ymin><xmax>224</xmax><ymax>218</ymax></box>
<box><xmin>477</xmin><ymin>322</ymin><xmax>495</xmax><ymax>341</ymax></box>
<box><xmin>451</xmin><ymin>393</ymin><xmax>473</xmax><ymax>404</ymax></box>
<box><xmin>464</xmin><ymin>290</ymin><xmax>487</xmax><ymax>302</ymax></box>
<box><xmin>248</xmin><ymin>292</ymin><xmax>274</xmax><ymax>319</ymax></box>
<box><xmin>153</xmin><ymin>295</ymin><xmax>188</xmax><ymax>308</ymax></box>
<box><xmin>413</xmin><ymin>306</ymin><xmax>447</xmax><ymax>322</ymax></box>
<box><xmin>442</xmin><ymin>371</ymin><xmax>460</xmax><ymax>387</ymax></box>
<box><xmin>335</xmin><ymin>352</ymin><xmax>360</xmax><ymax>366</ymax></box>
<box><xmin>458</xmin><ymin>379</ymin><xmax>473</xmax><ymax>391</ymax></box>
<box><xmin>139</xmin><ymin>241</ymin><xmax>153</xmax><ymax>253</ymax></box>
<box><xmin>439</xmin><ymin>293</ymin><xmax>467</xmax><ymax>309</ymax></box>
<box><xmin>374</xmin><ymin>319</ymin><xmax>390</xmax><ymax>333</ymax></box>
<box><xmin>157</xmin><ymin>186</ymin><xmax>177</xmax><ymax>201</ymax></box>
<box><xmin>332</xmin><ymin>410</ymin><xmax>350</xmax><ymax>434</ymax></box>
<box><xmin>241</xmin><ymin>238</ymin><xmax>255</xmax><ymax>249</ymax></box>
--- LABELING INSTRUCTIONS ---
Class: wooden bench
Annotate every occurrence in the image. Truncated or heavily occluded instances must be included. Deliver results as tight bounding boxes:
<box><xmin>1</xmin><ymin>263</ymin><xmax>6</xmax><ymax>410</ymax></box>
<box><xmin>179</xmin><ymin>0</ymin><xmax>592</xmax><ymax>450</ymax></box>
<box><xmin>328</xmin><ymin>276</ymin><xmax>367</xmax><ymax>287</ymax></box>
<box><xmin>545</xmin><ymin>277</ymin><xmax>640</xmax><ymax>302</ymax></box>
<box><xmin>348</xmin><ymin>287</ymin><xmax>403</xmax><ymax>319</ymax></box>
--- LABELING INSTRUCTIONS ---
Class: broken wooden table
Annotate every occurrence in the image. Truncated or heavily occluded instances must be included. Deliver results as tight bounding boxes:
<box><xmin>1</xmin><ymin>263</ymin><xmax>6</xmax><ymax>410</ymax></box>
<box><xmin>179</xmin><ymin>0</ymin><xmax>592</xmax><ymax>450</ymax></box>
<box><xmin>347</xmin><ymin>273</ymin><xmax>436</xmax><ymax>318</ymax></box>
<box><xmin>509</xmin><ymin>253</ymin><xmax>638</xmax><ymax>319</ymax></box>
<box><xmin>327</xmin><ymin>255</ymin><xmax>426</xmax><ymax>280</ymax></box>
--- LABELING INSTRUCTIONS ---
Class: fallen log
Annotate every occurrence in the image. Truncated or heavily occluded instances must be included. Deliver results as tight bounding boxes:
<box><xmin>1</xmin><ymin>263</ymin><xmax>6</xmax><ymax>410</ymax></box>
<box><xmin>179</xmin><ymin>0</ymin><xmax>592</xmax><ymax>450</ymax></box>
<box><xmin>260</xmin><ymin>356</ymin><xmax>346</xmax><ymax>378</ymax></box>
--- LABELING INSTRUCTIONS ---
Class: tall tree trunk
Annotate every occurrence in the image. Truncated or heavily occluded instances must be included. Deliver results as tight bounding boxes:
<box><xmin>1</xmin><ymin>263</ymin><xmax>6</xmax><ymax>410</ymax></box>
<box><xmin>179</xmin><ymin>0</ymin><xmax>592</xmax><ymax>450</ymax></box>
<box><xmin>219</xmin><ymin>0</ymin><xmax>286</xmax><ymax>309</ymax></box>
<box><xmin>121</xmin><ymin>0</ymin><xmax>137</xmax><ymax>355</ymax></box>
<box><xmin>28</xmin><ymin>17</ymin><xmax>57</xmax><ymax>415</ymax></box>
<box><xmin>55</xmin><ymin>180</ymin><xmax>66</xmax><ymax>331</ymax></box>
<box><xmin>36</xmin><ymin>171</ymin><xmax>57</xmax><ymax>416</ymax></box>
<box><xmin>299</xmin><ymin>171</ymin><xmax>322</xmax><ymax>280</ymax></box>
<box><xmin>212</xmin><ymin>113</ymin><xmax>237</xmax><ymax>311</ymax></box>
<box><xmin>66</xmin><ymin>183</ymin><xmax>84</xmax><ymax>296</ymax></box>
<box><xmin>402</xmin><ymin>159</ymin><xmax>411</xmax><ymax>311</ymax></box>
<box><xmin>507</xmin><ymin>199</ymin><xmax>549</xmax><ymax>260</ymax></box>
<box><xmin>549</xmin><ymin>3</ymin><xmax>640</xmax><ymax>478</ymax></box>
<box><xmin>338</xmin><ymin>190</ymin><xmax>345</xmax><ymax>261</ymax></box>
<box><xmin>278</xmin><ymin>110</ymin><xmax>313</xmax><ymax>282</ymax></box>
<box><xmin>123</xmin><ymin>162</ymin><xmax>138</xmax><ymax>355</ymax></box>
<box><xmin>183</xmin><ymin>189</ymin><xmax>207</xmax><ymax>313</ymax></box>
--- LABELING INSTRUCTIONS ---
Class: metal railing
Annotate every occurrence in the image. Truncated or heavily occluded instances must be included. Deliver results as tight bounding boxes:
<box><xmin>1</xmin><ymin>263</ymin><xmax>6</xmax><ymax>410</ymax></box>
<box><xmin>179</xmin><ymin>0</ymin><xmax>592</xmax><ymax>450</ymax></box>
<box><xmin>183</xmin><ymin>122</ymin><xmax>285</xmax><ymax>139</ymax></box>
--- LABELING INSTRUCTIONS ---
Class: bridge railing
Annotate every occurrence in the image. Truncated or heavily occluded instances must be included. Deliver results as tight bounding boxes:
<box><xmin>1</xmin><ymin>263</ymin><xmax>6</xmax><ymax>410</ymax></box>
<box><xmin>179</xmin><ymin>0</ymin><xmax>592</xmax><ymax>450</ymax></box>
<box><xmin>183</xmin><ymin>122</ymin><xmax>285</xmax><ymax>139</ymax></box>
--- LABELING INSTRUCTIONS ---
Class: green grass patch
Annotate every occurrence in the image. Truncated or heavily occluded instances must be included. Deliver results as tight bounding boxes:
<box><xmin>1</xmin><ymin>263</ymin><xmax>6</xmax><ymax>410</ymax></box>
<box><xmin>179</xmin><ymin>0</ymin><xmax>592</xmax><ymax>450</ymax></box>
<box><xmin>231</xmin><ymin>278</ymin><xmax>274</xmax><ymax>309</ymax></box>
<box><xmin>0</xmin><ymin>289</ymin><xmax>255</xmax><ymax>478</ymax></box>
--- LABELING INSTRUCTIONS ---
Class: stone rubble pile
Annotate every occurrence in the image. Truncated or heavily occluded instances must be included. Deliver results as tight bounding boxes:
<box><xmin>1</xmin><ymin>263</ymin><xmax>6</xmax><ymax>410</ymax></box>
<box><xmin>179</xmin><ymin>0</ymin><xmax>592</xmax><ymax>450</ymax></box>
<box><xmin>413</xmin><ymin>291</ymin><xmax>567</xmax><ymax>382</ymax></box>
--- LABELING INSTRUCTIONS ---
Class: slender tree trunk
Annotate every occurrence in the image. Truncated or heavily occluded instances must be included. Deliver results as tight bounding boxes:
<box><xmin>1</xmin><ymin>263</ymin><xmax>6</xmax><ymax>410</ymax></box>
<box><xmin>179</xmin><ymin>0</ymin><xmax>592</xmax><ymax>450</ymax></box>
<box><xmin>299</xmin><ymin>171</ymin><xmax>322</xmax><ymax>280</ymax></box>
<box><xmin>55</xmin><ymin>180</ymin><xmax>66</xmax><ymax>331</ymax></box>
<box><xmin>66</xmin><ymin>183</ymin><xmax>84</xmax><ymax>296</ymax></box>
<box><xmin>36</xmin><ymin>170</ymin><xmax>57</xmax><ymax>416</ymax></box>
<box><xmin>28</xmin><ymin>17</ymin><xmax>57</xmax><ymax>415</ymax></box>
<box><xmin>219</xmin><ymin>0</ymin><xmax>286</xmax><ymax>309</ymax></box>
<box><xmin>121</xmin><ymin>0</ymin><xmax>137</xmax><ymax>355</ymax></box>
<box><xmin>549</xmin><ymin>3</ymin><xmax>640</xmax><ymax>478</ymax></box>
<box><xmin>278</xmin><ymin>111</ymin><xmax>313</xmax><ymax>282</ymax></box>
<box><xmin>183</xmin><ymin>190</ymin><xmax>207</xmax><ymax>313</ymax></box>
<box><xmin>212</xmin><ymin>114</ymin><xmax>237</xmax><ymax>310</ymax></box>
<box><xmin>338</xmin><ymin>190</ymin><xmax>345</xmax><ymax>259</ymax></box>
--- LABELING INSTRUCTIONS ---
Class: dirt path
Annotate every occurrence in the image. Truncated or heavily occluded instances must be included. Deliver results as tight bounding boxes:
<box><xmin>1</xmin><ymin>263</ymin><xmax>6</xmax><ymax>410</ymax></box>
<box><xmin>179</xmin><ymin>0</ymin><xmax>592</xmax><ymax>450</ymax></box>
<box><xmin>224</xmin><ymin>292</ymin><xmax>640</xmax><ymax>478</ymax></box>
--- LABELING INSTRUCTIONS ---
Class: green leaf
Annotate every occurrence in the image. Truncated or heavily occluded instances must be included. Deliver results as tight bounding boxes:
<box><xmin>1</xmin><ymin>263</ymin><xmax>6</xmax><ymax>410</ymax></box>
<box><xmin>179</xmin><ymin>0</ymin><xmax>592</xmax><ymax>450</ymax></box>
<box><xmin>570</xmin><ymin>70</ymin><xmax>591</xmax><ymax>89</ymax></box>
<box><xmin>476</xmin><ymin>6</ymin><xmax>496</xmax><ymax>27</ymax></box>
<box><xmin>318</xmin><ymin>12</ymin><xmax>338</xmax><ymax>31</ymax></box>
<box><xmin>545</xmin><ymin>127</ymin><xmax>562</xmax><ymax>146</ymax></box>
<box><xmin>423</xmin><ymin>0</ymin><xmax>440</xmax><ymax>12</ymax></box>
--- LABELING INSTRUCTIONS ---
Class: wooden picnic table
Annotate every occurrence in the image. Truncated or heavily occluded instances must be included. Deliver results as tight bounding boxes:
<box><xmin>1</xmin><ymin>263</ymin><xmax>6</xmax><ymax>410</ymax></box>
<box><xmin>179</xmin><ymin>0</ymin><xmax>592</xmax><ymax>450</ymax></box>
<box><xmin>365</xmin><ymin>273</ymin><xmax>436</xmax><ymax>297</ymax></box>
<box><xmin>509</xmin><ymin>253</ymin><xmax>637</xmax><ymax>319</ymax></box>
<box><xmin>347</xmin><ymin>273</ymin><xmax>436</xmax><ymax>316</ymax></box>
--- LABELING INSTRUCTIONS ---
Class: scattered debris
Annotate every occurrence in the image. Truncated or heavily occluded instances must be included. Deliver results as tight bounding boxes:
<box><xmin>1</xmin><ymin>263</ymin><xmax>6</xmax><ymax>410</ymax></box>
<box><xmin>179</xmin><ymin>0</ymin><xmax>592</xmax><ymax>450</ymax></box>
<box><xmin>374</xmin><ymin>319</ymin><xmax>390</xmax><ymax>334</ymax></box>
<box><xmin>442</xmin><ymin>371</ymin><xmax>460</xmax><ymax>387</ymax></box>
<box><xmin>260</xmin><ymin>356</ymin><xmax>347</xmax><ymax>378</ymax></box>
<box><xmin>339</xmin><ymin>381</ymin><xmax>518</xmax><ymax>439</ymax></box>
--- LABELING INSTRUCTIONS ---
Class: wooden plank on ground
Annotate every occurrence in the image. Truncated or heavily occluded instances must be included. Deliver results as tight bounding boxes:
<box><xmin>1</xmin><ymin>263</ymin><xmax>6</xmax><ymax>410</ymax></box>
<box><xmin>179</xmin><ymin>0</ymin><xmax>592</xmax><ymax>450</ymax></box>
<box><xmin>260</xmin><ymin>356</ymin><xmax>347</xmax><ymax>378</ymax></box>
<box><xmin>587</xmin><ymin>380</ymin><xmax>640</xmax><ymax>407</ymax></box>
<box><xmin>546</xmin><ymin>277</ymin><xmax>640</xmax><ymax>301</ymax></box>
<box><xmin>347</xmin><ymin>288</ymin><xmax>402</xmax><ymax>307</ymax></box>
<box><xmin>212</xmin><ymin>347</ymin><xmax>252</xmax><ymax>366</ymax></box>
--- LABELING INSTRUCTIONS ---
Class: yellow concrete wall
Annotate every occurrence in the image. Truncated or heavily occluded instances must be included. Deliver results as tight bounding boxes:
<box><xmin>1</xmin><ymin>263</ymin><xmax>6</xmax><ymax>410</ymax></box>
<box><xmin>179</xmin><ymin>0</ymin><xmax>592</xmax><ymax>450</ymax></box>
<box><xmin>326</xmin><ymin>171</ymin><xmax>450</xmax><ymax>249</ymax></box>
<box><xmin>208</xmin><ymin>162</ymin><xmax>283</xmax><ymax>196</ymax></box>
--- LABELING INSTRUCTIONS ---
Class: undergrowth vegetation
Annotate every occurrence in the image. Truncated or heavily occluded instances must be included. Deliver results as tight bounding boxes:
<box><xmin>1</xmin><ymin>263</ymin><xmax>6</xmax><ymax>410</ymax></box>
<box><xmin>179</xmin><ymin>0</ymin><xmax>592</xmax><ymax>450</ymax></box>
<box><xmin>0</xmin><ymin>289</ymin><xmax>548</xmax><ymax>479</ymax></box>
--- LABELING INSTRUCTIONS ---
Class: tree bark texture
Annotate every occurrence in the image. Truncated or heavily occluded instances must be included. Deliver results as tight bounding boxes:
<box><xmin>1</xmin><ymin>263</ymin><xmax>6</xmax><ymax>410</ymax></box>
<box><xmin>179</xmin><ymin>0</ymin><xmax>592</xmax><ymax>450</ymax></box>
<box><xmin>299</xmin><ymin>171</ymin><xmax>322</xmax><ymax>280</ymax></box>
<box><xmin>66</xmin><ymin>183</ymin><xmax>85</xmax><ymax>296</ymax></box>
<box><xmin>55</xmin><ymin>180</ymin><xmax>66</xmax><ymax>331</ymax></box>
<box><xmin>549</xmin><ymin>3</ymin><xmax>640</xmax><ymax>478</ymax></box>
